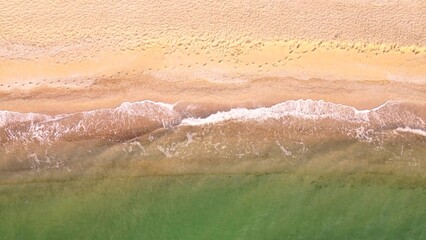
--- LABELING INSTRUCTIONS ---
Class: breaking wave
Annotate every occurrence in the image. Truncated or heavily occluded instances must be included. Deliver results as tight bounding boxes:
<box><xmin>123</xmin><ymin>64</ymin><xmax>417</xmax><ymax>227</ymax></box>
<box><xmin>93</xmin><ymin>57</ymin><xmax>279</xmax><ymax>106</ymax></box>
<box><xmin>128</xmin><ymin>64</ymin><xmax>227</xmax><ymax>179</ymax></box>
<box><xmin>0</xmin><ymin>99</ymin><xmax>425</xmax><ymax>144</ymax></box>
<box><xmin>1</xmin><ymin>99</ymin><xmax>425</xmax><ymax>173</ymax></box>
<box><xmin>181</xmin><ymin>99</ymin><xmax>385</xmax><ymax>125</ymax></box>
<box><xmin>0</xmin><ymin>100</ymin><xmax>181</xmax><ymax>143</ymax></box>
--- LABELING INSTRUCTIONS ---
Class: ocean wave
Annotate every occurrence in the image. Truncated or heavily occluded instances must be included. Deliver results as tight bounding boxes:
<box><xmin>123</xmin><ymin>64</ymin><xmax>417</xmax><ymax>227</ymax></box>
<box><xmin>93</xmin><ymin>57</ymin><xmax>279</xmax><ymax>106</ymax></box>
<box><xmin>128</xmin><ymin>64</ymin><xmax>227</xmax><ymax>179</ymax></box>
<box><xmin>1</xmin><ymin>99</ymin><xmax>425</xmax><ymax>173</ymax></box>
<box><xmin>0</xmin><ymin>111</ymin><xmax>50</xmax><ymax>128</ymax></box>
<box><xmin>181</xmin><ymin>99</ymin><xmax>425</xmax><ymax>129</ymax></box>
<box><xmin>180</xmin><ymin>99</ymin><xmax>384</xmax><ymax>125</ymax></box>
<box><xmin>0</xmin><ymin>99</ymin><xmax>425</xmax><ymax>144</ymax></box>
<box><xmin>1</xmin><ymin>100</ymin><xmax>180</xmax><ymax>143</ymax></box>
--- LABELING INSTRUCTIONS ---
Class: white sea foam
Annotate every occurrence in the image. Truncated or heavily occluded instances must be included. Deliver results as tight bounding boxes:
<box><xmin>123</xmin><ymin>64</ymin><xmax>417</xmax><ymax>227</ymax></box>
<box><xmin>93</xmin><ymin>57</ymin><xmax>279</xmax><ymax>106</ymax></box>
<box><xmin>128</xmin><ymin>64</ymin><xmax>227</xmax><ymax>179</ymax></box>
<box><xmin>1</xmin><ymin>99</ymin><xmax>425</xmax><ymax>172</ymax></box>
<box><xmin>0</xmin><ymin>110</ymin><xmax>51</xmax><ymax>128</ymax></box>
<box><xmin>1</xmin><ymin>100</ymin><xmax>180</xmax><ymax>143</ymax></box>
<box><xmin>395</xmin><ymin>127</ymin><xmax>426</xmax><ymax>137</ymax></box>
<box><xmin>1</xmin><ymin>99</ymin><xmax>424</xmax><ymax>144</ymax></box>
<box><xmin>181</xmin><ymin>99</ymin><xmax>396</xmax><ymax>126</ymax></box>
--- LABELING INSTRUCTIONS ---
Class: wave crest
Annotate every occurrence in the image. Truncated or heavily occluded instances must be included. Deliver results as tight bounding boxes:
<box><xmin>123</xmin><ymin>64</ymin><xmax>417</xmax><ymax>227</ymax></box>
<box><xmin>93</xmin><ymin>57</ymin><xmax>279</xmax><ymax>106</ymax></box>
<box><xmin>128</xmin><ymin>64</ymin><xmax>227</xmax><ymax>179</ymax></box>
<box><xmin>1</xmin><ymin>101</ymin><xmax>181</xmax><ymax>143</ymax></box>
<box><xmin>1</xmin><ymin>99</ymin><xmax>425</xmax><ymax>144</ymax></box>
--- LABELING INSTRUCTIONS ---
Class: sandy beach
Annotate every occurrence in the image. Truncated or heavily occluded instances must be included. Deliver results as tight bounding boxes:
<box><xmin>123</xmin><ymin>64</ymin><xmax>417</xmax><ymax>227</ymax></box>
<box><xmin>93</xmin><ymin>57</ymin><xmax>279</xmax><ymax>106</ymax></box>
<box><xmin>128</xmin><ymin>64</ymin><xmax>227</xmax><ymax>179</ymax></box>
<box><xmin>0</xmin><ymin>0</ymin><xmax>425</xmax><ymax>114</ymax></box>
<box><xmin>1</xmin><ymin>1</ymin><xmax>426</xmax><ymax>239</ymax></box>
<box><xmin>0</xmin><ymin>0</ymin><xmax>425</xmax><ymax>173</ymax></box>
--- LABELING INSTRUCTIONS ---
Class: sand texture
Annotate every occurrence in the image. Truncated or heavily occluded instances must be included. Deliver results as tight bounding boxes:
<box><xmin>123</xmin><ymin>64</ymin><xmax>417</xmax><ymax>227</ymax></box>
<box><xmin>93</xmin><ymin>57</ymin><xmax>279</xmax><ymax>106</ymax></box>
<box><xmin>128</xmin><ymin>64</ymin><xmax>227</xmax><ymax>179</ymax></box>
<box><xmin>1</xmin><ymin>2</ymin><xmax>426</xmax><ymax>238</ymax></box>
<box><xmin>0</xmin><ymin>0</ymin><xmax>425</xmax><ymax>113</ymax></box>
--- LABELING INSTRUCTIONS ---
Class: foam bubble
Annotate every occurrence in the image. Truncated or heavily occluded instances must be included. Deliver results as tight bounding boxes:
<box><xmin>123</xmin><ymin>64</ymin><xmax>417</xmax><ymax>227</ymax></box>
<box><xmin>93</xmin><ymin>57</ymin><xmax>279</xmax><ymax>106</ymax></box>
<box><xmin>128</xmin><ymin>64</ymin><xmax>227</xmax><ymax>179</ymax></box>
<box><xmin>181</xmin><ymin>99</ymin><xmax>398</xmax><ymax>125</ymax></box>
<box><xmin>0</xmin><ymin>110</ymin><xmax>50</xmax><ymax>128</ymax></box>
<box><xmin>1</xmin><ymin>99</ymin><xmax>425</xmax><ymax>144</ymax></box>
<box><xmin>1</xmin><ymin>100</ymin><xmax>180</xmax><ymax>143</ymax></box>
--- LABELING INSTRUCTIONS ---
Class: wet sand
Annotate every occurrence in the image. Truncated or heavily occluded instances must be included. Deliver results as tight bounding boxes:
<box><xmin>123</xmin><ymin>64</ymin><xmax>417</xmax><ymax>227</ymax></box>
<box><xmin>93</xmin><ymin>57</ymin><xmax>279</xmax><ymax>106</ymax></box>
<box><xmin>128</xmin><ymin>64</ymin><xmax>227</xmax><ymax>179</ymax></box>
<box><xmin>0</xmin><ymin>1</ymin><xmax>425</xmax><ymax>113</ymax></box>
<box><xmin>0</xmin><ymin>39</ymin><xmax>425</xmax><ymax>114</ymax></box>
<box><xmin>0</xmin><ymin>0</ymin><xmax>424</xmax><ymax>179</ymax></box>
<box><xmin>1</xmin><ymin>1</ymin><xmax>426</xmax><ymax>238</ymax></box>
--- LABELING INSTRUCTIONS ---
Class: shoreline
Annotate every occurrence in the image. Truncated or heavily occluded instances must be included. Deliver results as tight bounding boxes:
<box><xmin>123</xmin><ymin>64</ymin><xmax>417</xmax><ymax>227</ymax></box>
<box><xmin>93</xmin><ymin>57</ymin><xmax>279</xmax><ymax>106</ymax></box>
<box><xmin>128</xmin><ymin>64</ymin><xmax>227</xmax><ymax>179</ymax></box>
<box><xmin>1</xmin><ymin>76</ymin><xmax>425</xmax><ymax>114</ymax></box>
<box><xmin>1</xmin><ymin>0</ymin><xmax>425</xmax><ymax>114</ymax></box>
<box><xmin>0</xmin><ymin>38</ymin><xmax>424</xmax><ymax>114</ymax></box>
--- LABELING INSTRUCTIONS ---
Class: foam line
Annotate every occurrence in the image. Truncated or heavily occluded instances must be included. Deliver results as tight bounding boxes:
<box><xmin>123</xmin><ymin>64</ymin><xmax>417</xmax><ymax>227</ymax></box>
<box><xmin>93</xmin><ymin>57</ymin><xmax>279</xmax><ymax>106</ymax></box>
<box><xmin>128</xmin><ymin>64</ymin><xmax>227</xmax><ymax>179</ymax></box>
<box><xmin>395</xmin><ymin>127</ymin><xmax>426</xmax><ymax>137</ymax></box>
<box><xmin>181</xmin><ymin>99</ymin><xmax>398</xmax><ymax>126</ymax></box>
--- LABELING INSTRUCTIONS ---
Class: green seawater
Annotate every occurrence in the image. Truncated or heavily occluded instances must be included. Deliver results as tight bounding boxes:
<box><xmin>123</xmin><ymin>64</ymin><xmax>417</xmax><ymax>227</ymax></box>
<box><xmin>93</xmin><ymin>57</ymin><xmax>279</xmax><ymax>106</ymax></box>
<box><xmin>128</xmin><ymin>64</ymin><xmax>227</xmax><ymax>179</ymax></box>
<box><xmin>1</xmin><ymin>172</ymin><xmax>425</xmax><ymax>240</ymax></box>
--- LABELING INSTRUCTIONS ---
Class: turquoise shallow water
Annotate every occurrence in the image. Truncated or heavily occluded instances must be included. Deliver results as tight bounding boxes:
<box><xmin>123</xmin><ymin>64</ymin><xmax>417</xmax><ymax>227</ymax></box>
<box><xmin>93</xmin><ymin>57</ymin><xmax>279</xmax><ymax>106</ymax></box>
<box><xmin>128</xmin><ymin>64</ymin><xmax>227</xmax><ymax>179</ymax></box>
<box><xmin>1</xmin><ymin>172</ymin><xmax>425</xmax><ymax>240</ymax></box>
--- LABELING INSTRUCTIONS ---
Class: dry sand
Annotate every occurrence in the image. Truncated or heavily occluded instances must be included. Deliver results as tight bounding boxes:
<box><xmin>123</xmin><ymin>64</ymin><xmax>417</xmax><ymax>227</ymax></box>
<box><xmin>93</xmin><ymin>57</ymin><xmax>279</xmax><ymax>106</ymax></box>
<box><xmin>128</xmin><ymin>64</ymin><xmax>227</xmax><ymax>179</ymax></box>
<box><xmin>0</xmin><ymin>0</ymin><xmax>425</xmax><ymax>113</ymax></box>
